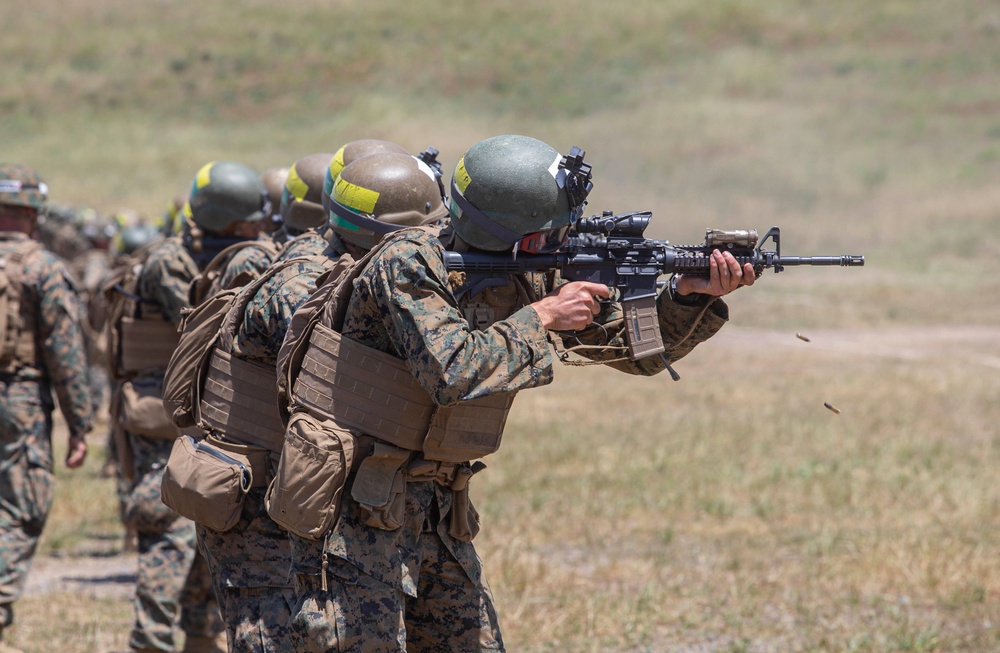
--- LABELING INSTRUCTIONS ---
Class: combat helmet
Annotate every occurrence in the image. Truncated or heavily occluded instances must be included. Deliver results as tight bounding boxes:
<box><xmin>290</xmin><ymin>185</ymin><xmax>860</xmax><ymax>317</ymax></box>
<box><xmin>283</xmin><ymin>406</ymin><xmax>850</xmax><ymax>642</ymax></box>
<box><xmin>0</xmin><ymin>164</ymin><xmax>48</xmax><ymax>212</ymax></box>
<box><xmin>181</xmin><ymin>161</ymin><xmax>267</xmax><ymax>233</ymax></box>
<box><xmin>279</xmin><ymin>154</ymin><xmax>333</xmax><ymax>235</ymax></box>
<box><xmin>322</xmin><ymin>140</ymin><xmax>409</xmax><ymax>213</ymax></box>
<box><xmin>449</xmin><ymin>135</ymin><xmax>592</xmax><ymax>253</ymax></box>
<box><xmin>328</xmin><ymin>152</ymin><xmax>449</xmax><ymax>250</ymax></box>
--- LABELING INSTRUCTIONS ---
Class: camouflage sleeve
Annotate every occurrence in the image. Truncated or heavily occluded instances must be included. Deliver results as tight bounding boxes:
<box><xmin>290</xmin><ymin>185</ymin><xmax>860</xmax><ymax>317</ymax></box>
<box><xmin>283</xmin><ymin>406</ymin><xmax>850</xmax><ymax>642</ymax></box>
<box><xmin>139</xmin><ymin>243</ymin><xmax>196</xmax><ymax>324</ymax></box>
<box><xmin>235</xmin><ymin>259</ymin><xmax>327</xmax><ymax>366</ymax></box>
<box><xmin>349</xmin><ymin>234</ymin><xmax>555</xmax><ymax>406</ymax></box>
<box><xmin>37</xmin><ymin>258</ymin><xmax>93</xmax><ymax>438</ymax></box>
<box><xmin>215</xmin><ymin>246</ymin><xmax>273</xmax><ymax>292</ymax></box>
<box><xmin>564</xmin><ymin>286</ymin><xmax>729</xmax><ymax>376</ymax></box>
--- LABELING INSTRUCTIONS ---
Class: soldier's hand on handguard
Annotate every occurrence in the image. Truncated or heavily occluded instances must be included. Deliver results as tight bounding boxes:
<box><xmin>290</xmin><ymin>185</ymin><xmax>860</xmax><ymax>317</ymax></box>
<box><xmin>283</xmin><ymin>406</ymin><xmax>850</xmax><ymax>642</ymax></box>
<box><xmin>674</xmin><ymin>249</ymin><xmax>755</xmax><ymax>298</ymax></box>
<box><xmin>531</xmin><ymin>281</ymin><xmax>610</xmax><ymax>331</ymax></box>
<box><xmin>65</xmin><ymin>434</ymin><xmax>88</xmax><ymax>469</ymax></box>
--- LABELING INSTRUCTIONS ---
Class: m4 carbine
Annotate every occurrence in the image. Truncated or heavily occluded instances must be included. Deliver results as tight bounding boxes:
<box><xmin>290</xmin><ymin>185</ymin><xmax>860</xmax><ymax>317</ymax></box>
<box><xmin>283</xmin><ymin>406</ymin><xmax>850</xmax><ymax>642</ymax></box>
<box><xmin>444</xmin><ymin>210</ymin><xmax>865</xmax><ymax>361</ymax></box>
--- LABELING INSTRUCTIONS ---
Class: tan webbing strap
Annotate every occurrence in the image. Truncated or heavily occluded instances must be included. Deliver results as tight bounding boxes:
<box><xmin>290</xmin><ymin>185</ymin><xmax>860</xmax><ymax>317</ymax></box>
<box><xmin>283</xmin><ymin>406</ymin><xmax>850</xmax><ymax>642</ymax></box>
<box><xmin>199</xmin><ymin>349</ymin><xmax>284</xmax><ymax>453</ymax></box>
<box><xmin>119</xmin><ymin>316</ymin><xmax>180</xmax><ymax>373</ymax></box>
<box><xmin>295</xmin><ymin>322</ymin><xmax>432</xmax><ymax>451</ymax></box>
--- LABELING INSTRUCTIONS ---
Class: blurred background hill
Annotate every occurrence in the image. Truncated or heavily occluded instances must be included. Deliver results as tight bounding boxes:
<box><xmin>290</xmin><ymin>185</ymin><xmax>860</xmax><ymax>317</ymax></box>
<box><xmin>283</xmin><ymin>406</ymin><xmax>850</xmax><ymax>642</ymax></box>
<box><xmin>5</xmin><ymin>0</ymin><xmax>1000</xmax><ymax>330</ymax></box>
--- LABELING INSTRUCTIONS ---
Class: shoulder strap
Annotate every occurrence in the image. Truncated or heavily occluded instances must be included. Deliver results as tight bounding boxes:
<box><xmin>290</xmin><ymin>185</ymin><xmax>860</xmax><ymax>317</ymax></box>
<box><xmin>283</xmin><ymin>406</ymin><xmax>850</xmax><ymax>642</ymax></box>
<box><xmin>216</xmin><ymin>254</ymin><xmax>320</xmax><ymax>348</ymax></box>
<box><xmin>277</xmin><ymin>227</ymin><xmax>436</xmax><ymax>424</ymax></box>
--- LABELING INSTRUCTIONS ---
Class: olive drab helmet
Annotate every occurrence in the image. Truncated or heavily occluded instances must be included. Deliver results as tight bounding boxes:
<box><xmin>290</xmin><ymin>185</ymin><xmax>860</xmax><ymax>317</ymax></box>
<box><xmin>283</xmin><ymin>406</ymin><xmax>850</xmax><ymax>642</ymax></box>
<box><xmin>0</xmin><ymin>163</ymin><xmax>48</xmax><ymax>211</ymax></box>
<box><xmin>279</xmin><ymin>154</ymin><xmax>333</xmax><ymax>234</ymax></box>
<box><xmin>181</xmin><ymin>161</ymin><xmax>268</xmax><ymax>233</ymax></box>
<box><xmin>322</xmin><ymin>139</ymin><xmax>409</xmax><ymax>213</ymax></box>
<box><xmin>449</xmin><ymin>135</ymin><xmax>593</xmax><ymax>253</ymax></box>
<box><xmin>328</xmin><ymin>152</ymin><xmax>449</xmax><ymax>250</ymax></box>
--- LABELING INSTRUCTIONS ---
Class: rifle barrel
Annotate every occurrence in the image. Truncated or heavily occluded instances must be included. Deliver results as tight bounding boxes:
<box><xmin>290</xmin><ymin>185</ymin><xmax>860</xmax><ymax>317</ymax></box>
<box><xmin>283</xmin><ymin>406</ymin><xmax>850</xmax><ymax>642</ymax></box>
<box><xmin>777</xmin><ymin>255</ymin><xmax>865</xmax><ymax>267</ymax></box>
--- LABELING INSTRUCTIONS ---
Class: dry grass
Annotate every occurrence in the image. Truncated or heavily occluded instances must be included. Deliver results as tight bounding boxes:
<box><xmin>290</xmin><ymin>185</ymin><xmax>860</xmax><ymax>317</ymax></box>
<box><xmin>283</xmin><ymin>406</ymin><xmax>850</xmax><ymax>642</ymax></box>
<box><xmin>10</xmin><ymin>322</ymin><xmax>998</xmax><ymax>653</ymax></box>
<box><xmin>474</xmin><ymin>330</ymin><xmax>1000</xmax><ymax>652</ymax></box>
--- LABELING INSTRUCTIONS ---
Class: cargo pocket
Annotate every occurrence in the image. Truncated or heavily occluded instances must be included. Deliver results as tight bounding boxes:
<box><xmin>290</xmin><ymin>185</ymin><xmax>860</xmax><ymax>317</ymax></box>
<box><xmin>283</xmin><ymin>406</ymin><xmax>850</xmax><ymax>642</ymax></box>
<box><xmin>266</xmin><ymin>411</ymin><xmax>356</xmax><ymax>540</ymax></box>
<box><xmin>351</xmin><ymin>442</ymin><xmax>410</xmax><ymax>531</ymax></box>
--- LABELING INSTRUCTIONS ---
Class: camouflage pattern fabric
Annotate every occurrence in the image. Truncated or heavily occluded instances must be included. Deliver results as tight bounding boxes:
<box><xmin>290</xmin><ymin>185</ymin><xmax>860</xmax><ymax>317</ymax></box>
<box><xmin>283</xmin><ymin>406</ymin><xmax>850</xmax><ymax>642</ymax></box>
<box><xmin>122</xmin><ymin>237</ymin><xmax>223</xmax><ymax>652</ymax></box>
<box><xmin>198</xmin><ymin>233</ymin><xmax>346</xmax><ymax>652</ymax></box>
<box><xmin>287</xmin><ymin>228</ymin><xmax>729</xmax><ymax>651</ymax></box>
<box><xmin>196</xmin><ymin>491</ymin><xmax>294</xmax><ymax>653</ymax></box>
<box><xmin>0</xmin><ymin>233</ymin><xmax>92</xmax><ymax>630</ymax></box>
<box><xmin>136</xmin><ymin>236</ymin><xmax>199</xmax><ymax>324</ymax></box>
<box><xmin>205</xmin><ymin>241</ymin><xmax>274</xmax><ymax>299</ymax></box>
<box><xmin>288</xmin><ymin>482</ymin><xmax>503</xmax><ymax>653</ymax></box>
<box><xmin>273</xmin><ymin>228</ymin><xmax>329</xmax><ymax>265</ymax></box>
<box><xmin>229</xmin><ymin>235</ymin><xmax>347</xmax><ymax>367</ymax></box>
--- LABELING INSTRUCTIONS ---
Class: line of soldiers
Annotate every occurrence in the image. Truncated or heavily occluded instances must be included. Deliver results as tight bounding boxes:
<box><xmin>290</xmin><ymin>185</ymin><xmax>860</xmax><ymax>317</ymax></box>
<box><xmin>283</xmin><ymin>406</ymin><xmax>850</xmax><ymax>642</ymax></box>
<box><xmin>0</xmin><ymin>134</ymin><xmax>755</xmax><ymax>653</ymax></box>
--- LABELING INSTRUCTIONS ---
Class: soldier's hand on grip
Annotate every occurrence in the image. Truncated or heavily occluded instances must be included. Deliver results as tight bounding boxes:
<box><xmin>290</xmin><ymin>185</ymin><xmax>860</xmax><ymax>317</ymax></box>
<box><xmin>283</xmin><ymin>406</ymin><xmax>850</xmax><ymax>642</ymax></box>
<box><xmin>531</xmin><ymin>281</ymin><xmax>609</xmax><ymax>331</ymax></box>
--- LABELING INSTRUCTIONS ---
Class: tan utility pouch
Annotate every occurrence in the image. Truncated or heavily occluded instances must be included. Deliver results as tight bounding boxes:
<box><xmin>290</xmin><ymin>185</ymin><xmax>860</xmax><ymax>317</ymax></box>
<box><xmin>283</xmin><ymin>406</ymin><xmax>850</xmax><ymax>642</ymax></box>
<box><xmin>265</xmin><ymin>411</ymin><xmax>356</xmax><ymax>540</ymax></box>
<box><xmin>119</xmin><ymin>380</ymin><xmax>178</xmax><ymax>440</ymax></box>
<box><xmin>161</xmin><ymin>434</ymin><xmax>266</xmax><ymax>532</ymax></box>
<box><xmin>351</xmin><ymin>442</ymin><xmax>411</xmax><ymax>531</ymax></box>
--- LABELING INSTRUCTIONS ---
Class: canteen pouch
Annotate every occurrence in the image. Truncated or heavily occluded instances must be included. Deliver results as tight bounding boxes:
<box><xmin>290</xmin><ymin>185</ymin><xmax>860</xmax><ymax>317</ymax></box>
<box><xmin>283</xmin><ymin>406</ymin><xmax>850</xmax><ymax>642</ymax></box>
<box><xmin>161</xmin><ymin>434</ymin><xmax>253</xmax><ymax>532</ymax></box>
<box><xmin>351</xmin><ymin>442</ymin><xmax>410</xmax><ymax>532</ymax></box>
<box><xmin>266</xmin><ymin>412</ymin><xmax>356</xmax><ymax>540</ymax></box>
<box><xmin>119</xmin><ymin>380</ymin><xmax>178</xmax><ymax>441</ymax></box>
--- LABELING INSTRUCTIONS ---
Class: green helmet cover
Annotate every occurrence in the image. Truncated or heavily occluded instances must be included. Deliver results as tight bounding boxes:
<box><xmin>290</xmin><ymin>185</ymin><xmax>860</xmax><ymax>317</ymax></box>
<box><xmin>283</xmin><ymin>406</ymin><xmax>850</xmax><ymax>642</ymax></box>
<box><xmin>449</xmin><ymin>135</ymin><xmax>582</xmax><ymax>252</ymax></box>
<box><xmin>183</xmin><ymin>161</ymin><xmax>266</xmax><ymax>233</ymax></box>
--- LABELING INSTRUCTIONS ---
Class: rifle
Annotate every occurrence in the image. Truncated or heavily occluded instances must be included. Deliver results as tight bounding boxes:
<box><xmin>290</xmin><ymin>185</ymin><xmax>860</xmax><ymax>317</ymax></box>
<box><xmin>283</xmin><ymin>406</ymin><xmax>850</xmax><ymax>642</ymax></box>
<box><xmin>444</xmin><ymin>210</ymin><xmax>864</xmax><ymax>361</ymax></box>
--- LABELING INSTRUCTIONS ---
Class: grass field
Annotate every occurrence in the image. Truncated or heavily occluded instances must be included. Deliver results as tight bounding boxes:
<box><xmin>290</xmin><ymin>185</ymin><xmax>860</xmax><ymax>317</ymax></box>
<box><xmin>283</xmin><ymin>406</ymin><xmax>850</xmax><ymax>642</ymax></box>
<box><xmin>4</xmin><ymin>0</ymin><xmax>1000</xmax><ymax>651</ymax></box>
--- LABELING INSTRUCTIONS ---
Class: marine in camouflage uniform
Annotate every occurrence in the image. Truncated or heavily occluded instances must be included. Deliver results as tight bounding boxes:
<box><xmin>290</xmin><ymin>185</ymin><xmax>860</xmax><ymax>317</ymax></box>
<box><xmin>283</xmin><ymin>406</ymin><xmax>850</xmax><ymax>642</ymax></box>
<box><xmin>282</xmin><ymin>136</ymin><xmax>755</xmax><ymax>652</ymax></box>
<box><xmin>0</xmin><ymin>164</ymin><xmax>91</xmax><ymax>647</ymax></box>
<box><xmin>200</xmin><ymin>229</ymin><xmax>346</xmax><ymax>653</ymax></box>
<box><xmin>195</xmin><ymin>151</ymin><xmax>340</xmax><ymax>653</ymax></box>
<box><xmin>122</xmin><ymin>232</ymin><xmax>225</xmax><ymax>653</ymax></box>
<box><xmin>118</xmin><ymin>161</ymin><xmax>268</xmax><ymax>653</ymax></box>
<box><xmin>194</xmin><ymin>149</ymin><xmax>420</xmax><ymax>652</ymax></box>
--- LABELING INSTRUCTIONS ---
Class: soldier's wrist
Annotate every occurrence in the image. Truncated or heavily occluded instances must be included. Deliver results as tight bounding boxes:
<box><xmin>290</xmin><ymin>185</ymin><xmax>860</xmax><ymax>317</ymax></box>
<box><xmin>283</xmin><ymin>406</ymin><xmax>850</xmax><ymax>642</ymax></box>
<box><xmin>670</xmin><ymin>275</ymin><xmax>707</xmax><ymax>307</ymax></box>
